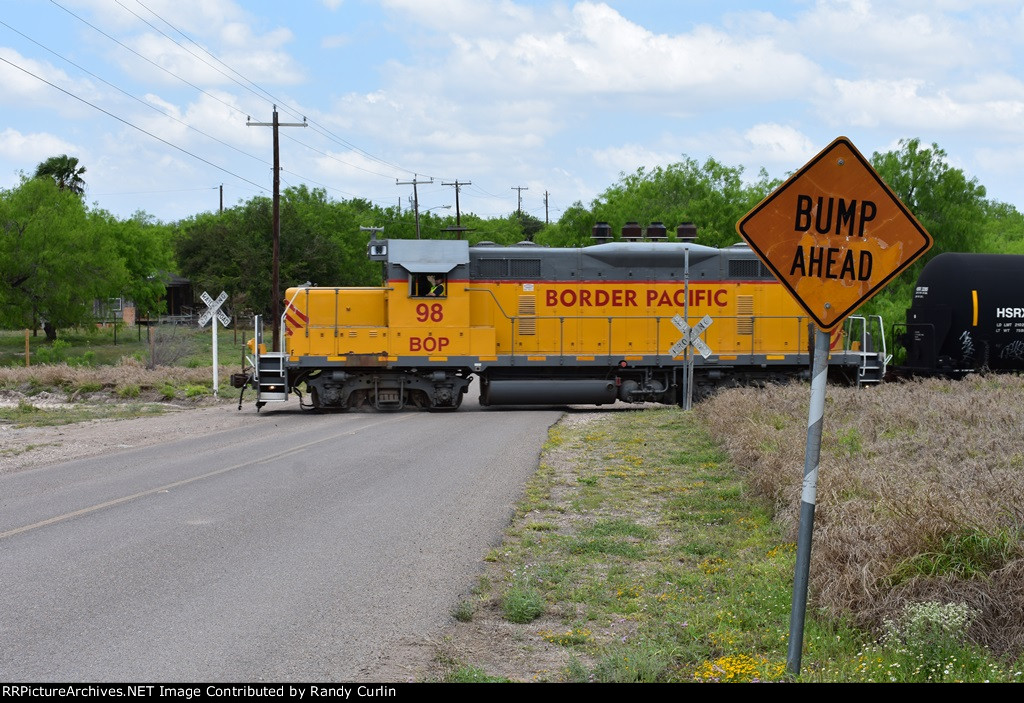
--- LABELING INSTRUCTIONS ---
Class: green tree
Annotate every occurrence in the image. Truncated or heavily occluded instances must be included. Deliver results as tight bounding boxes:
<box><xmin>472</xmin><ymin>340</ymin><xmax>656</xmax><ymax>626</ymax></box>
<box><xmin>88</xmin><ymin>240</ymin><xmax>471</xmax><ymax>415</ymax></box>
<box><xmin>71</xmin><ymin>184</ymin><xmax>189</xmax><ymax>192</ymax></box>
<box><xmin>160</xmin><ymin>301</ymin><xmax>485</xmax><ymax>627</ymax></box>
<box><xmin>174</xmin><ymin>188</ymin><xmax>388</xmax><ymax>318</ymax></box>
<box><xmin>543</xmin><ymin>157</ymin><xmax>778</xmax><ymax>248</ymax></box>
<box><xmin>33</xmin><ymin>154</ymin><xmax>87</xmax><ymax>196</ymax></box>
<box><xmin>0</xmin><ymin>178</ymin><xmax>125</xmax><ymax>339</ymax></box>
<box><xmin>871</xmin><ymin>139</ymin><xmax>986</xmax><ymax>257</ymax></box>
<box><xmin>90</xmin><ymin>209</ymin><xmax>174</xmax><ymax>319</ymax></box>
<box><xmin>977</xmin><ymin>199</ymin><xmax>1024</xmax><ymax>254</ymax></box>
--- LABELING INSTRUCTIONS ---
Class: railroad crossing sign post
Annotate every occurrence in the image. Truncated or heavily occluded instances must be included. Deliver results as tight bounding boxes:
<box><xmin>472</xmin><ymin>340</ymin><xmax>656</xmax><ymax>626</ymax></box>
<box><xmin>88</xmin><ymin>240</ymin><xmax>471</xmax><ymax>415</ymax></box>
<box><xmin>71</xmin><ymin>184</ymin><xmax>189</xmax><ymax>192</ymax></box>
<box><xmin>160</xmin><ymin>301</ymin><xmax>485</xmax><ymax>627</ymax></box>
<box><xmin>670</xmin><ymin>313</ymin><xmax>713</xmax><ymax>410</ymax></box>
<box><xmin>198</xmin><ymin>290</ymin><xmax>230</xmax><ymax>394</ymax></box>
<box><xmin>736</xmin><ymin>136</ymin><xmax>932</xmax><ymax>677</ymax></box>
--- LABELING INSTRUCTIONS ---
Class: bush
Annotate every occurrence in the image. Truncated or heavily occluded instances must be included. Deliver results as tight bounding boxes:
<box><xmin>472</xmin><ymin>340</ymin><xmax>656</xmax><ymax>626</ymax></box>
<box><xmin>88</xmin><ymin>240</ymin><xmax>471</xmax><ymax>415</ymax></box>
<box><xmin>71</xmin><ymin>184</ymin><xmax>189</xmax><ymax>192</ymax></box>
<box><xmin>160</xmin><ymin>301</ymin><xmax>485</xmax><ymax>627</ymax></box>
<box><xmin>502</xmin><ymin>586</ymin><xmax>544</xmax><ymax>623</ymax></box>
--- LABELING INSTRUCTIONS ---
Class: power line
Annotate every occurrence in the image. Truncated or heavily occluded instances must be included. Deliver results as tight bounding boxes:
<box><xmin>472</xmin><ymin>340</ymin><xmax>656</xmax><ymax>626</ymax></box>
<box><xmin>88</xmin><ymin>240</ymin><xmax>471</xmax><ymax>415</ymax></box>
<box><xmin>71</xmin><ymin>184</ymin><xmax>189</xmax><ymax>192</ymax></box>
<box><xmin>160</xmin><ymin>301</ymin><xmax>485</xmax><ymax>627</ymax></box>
<box><xmin>0</xmin><ymin>55</ymin><xmax>268</xmax><ymax>192</ymax></box>
<box><xmin>116</xmin><ymin>0</ymin><xmax>424</xmax><ymax>181</ymax></box>
<box><xmin>49</xmin><ymin>0</ymin><xmax>248</xmax><ymax>121</ymax></box>
<box><xmin>36</xmin><ymin>3</ymin><xmax>398</xmax><ymax>203</ymax></box>
<box><xmin>0</xmin><ymin>18</ymin><xmax>272</xmax><ymax>172</ymax></box>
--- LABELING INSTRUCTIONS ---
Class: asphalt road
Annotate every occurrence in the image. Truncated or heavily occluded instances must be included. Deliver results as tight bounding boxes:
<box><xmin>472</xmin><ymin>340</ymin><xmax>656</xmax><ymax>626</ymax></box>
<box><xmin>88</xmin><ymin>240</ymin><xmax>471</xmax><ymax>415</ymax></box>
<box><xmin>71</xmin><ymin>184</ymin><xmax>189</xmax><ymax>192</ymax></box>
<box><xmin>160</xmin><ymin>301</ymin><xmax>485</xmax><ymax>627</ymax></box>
<box><xmin>0</xmin><ymin>400</ymin><xmax>562</xmax><ymax>681</ymax></box>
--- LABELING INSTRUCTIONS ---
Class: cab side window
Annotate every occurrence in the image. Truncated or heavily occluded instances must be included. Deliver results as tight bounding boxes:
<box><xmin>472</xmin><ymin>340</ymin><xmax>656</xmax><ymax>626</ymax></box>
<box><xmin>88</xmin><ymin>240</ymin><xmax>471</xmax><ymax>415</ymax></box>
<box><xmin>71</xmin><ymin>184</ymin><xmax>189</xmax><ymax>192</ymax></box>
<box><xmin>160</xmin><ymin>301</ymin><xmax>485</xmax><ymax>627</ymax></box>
<box><xmin>411</xmin><ymin>272</ymin><xmax>447</xmax><ymax>298</ymax></box>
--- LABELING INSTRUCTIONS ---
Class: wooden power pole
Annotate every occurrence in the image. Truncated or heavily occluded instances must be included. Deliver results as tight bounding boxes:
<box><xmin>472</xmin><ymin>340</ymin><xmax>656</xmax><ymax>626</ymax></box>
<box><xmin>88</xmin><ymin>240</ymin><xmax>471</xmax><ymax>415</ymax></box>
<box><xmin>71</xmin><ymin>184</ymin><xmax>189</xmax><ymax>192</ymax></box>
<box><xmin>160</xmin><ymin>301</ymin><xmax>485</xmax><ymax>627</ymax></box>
<box><xmin>247</xmin><ymin>106</ymin><xmax>306</xmax><ymax>351</ymax></box>
<box><xmin>397</xmin><ymin>175</ymin><xmax>433</xmax><ymax>239</ymax></box>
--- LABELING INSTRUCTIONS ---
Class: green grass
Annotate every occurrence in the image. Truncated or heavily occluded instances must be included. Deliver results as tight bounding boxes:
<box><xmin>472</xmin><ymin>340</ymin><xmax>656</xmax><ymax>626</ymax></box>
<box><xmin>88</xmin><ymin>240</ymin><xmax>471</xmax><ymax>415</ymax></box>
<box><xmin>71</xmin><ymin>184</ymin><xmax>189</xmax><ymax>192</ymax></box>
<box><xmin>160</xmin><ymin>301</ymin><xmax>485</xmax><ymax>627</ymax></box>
<box><xmin>0</xmin><ymin>325</ymin><xmax>252</xmax><ymax>369</ymax></box>
<box><xmin>888</xmin><ymin>529</ymin><xmax>1020</xmax><ymax>584</ymax></box>
<box><xmin>502</xmin><ymin>585</ymin><xmax>545</xmax><ymax>624</ymax></box>
<box><xmin>0</xmin><ymin>401</ymin><xmax>166</xmax><ymax>428</ymax></box>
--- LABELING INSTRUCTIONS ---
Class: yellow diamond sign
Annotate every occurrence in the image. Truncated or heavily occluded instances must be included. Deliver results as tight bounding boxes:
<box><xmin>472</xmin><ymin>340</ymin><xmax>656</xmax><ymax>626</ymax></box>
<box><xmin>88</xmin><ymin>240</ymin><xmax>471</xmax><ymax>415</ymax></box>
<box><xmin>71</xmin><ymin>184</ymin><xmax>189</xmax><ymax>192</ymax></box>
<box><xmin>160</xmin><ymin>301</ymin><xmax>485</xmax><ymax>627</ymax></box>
<box><xmin>736</xmin><ymin>136</ymin><xmax>933</xmax><ymax>331</ymax></box>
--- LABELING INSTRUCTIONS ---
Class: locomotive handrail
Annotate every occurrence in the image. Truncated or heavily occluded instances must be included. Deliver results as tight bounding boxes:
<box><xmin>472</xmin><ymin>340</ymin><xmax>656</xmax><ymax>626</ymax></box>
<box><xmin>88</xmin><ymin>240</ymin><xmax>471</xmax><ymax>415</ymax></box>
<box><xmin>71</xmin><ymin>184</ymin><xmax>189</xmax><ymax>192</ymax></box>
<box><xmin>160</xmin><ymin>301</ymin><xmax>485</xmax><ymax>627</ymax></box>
<box><xmin>462</xmin><ymin>287</ymin><xmax>516</xmax><ymax>320</ymax></box>
<box><xmin>504</xmin><ymin>312</ymin><xmax>817</xmax><ymax>358</ymax></box>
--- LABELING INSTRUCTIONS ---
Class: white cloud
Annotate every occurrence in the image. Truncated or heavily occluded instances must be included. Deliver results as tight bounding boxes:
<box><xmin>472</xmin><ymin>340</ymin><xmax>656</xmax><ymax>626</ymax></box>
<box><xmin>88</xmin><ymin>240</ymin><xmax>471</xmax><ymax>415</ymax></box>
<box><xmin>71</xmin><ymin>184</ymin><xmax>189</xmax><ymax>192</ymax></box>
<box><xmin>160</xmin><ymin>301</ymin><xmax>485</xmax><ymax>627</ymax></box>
<box><xmin>430</xmin><ymin>2</ymin><xmax>822</xmax><ymax>103</ymax></box>
<box><xmin>0</xmin><ymin>48</ymin><xmax>99</xmax><ymax>115</ymax></box>
<box><xmin>379</xmin><ymin>0</ymin><xmax>537</xmax><ymax>35</ymax></box>
<box><xmin>819</xmin><ymin>78</ymin><xmax>1024</xmax><ymax>132</ymax></box>
<box><xmin>769</xmin><ymin>0</ymin><xmax>983</xmax><ymax>77</ymax></box>
<box><xmin>586</xmin><ymin>143</ymin><xmax>678</xmax><ymax>175</ymax></box>
<box><xmin>0</xmin><ymin>128</ymin><xmax>80</xmax><ymax>169</ymax></box>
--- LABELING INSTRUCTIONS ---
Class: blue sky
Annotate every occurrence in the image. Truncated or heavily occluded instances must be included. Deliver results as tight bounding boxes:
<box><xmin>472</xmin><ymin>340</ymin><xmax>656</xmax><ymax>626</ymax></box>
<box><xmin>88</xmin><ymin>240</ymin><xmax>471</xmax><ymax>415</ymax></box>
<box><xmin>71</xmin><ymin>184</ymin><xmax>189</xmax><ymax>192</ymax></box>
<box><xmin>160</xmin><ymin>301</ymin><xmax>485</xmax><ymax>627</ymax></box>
<box><xmin>2</xmin><ymin>0</ymin><xmax>1023</xmax><ymax>224</ymax></box>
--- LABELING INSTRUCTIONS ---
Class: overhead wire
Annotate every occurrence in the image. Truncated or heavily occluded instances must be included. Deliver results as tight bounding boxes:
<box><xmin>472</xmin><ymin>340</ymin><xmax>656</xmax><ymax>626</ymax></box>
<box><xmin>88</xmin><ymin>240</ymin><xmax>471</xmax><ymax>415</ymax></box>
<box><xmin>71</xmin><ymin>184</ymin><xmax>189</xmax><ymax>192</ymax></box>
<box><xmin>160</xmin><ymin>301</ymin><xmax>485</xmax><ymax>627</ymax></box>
<box><xmin>0</xmin><ymin>55</ymin><xmax>267</xmax><ymax>191</ymax></box>
<box><xmin>125</xmin><ymin>0</ymin><xmax>425</xmax><ymax>180</ymax></box>
<box><xmin>46</xmin><ymin>0</ymin><xmax>401</xmax><ymax>202</ymax></box>
<box><xmin>0</xmin><ymin>18</ymin><xmax>272</xmax><ymax>172</ymax></box>
<box><xmin>37</xmin><ymin>1</ymin><xmax>520</xmax><ymax>211</ymax></box>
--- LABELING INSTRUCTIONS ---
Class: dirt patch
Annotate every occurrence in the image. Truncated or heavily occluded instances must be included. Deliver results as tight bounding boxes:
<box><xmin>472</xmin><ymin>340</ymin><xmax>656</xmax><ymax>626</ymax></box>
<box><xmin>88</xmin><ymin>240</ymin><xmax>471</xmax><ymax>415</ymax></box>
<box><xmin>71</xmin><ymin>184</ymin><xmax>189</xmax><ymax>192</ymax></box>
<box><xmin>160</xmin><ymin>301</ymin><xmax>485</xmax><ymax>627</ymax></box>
<box><xmin>0</xmin><ymin>392</ymin><xmax>254</xmax><ymax>475</ymax></box>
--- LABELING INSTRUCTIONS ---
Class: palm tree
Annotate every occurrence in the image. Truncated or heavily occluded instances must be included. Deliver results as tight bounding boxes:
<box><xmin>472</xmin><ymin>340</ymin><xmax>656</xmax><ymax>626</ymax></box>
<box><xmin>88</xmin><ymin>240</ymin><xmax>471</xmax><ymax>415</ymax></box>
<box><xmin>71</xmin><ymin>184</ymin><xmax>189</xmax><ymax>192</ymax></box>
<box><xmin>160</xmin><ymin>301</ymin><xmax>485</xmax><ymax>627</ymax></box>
<box><xmin>34</xmin><ymin>154</ymin><xmax>87</xmax><ymax>196</ymax></box>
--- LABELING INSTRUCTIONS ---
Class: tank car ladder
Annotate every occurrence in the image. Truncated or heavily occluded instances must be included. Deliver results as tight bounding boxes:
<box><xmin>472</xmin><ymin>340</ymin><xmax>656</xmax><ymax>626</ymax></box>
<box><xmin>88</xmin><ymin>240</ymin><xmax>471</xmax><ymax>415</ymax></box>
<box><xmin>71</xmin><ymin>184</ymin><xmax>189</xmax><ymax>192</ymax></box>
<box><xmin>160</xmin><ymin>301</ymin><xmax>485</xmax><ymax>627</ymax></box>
<box><xmin>251</xmin><ymin>315</ymin><xmax>290</xmax><ymax>409</ymax></box>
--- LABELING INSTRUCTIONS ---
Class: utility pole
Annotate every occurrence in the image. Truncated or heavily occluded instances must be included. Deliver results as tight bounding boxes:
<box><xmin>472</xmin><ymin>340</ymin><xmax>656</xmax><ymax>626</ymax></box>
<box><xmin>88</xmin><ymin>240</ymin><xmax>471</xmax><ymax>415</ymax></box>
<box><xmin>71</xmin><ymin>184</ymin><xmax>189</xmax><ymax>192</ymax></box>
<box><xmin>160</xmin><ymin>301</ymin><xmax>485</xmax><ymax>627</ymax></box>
<box><xmin>511</xmin><ymin>185</ymin><xmax>528</xmax><ymax>215</ymax></box>
<box><xmin>397</xmin><ymin>174</ymin><xmax>433</xmax><ymax>239</ymax></box>
<box><xmin>219</xmin><ymin>184</ymin><xmax>223</xmax><ymax>214</ymax></box>
<box><xmin>247</xmin><ymin>106</ymin><xmax>306</xmax><ymax>351</ymax></box>
<box><xmin>544</xmin><ymin>190</ymin><xmax>550</xmax><ymax>224</ymax></box>
<box><xmin>442</xmin><ymin>179</ymin><xmax>471</xmax><ymax>227</ymax></box>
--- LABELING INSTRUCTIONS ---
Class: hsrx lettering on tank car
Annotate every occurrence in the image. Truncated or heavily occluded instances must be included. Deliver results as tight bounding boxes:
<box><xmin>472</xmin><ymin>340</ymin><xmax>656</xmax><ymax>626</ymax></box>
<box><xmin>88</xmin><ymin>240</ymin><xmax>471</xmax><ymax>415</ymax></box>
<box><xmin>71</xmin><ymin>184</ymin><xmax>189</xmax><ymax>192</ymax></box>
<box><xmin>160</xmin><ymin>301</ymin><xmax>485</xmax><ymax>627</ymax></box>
<box><xmin>996</xmin><ymin>307</ymin><xmax>1024</xmax><ymax>318</ymax></box>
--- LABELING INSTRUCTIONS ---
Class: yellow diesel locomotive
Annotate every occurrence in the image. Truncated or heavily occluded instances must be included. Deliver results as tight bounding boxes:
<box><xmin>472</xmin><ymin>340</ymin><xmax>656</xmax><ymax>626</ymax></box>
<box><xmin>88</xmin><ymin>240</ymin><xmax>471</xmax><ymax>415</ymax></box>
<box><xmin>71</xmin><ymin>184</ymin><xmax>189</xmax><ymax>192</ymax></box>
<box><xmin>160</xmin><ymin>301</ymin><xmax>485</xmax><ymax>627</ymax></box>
<box><xmin>243</xmin><ymin>230</ymin><xmax>886</xmax><ymax>410</ymax></box>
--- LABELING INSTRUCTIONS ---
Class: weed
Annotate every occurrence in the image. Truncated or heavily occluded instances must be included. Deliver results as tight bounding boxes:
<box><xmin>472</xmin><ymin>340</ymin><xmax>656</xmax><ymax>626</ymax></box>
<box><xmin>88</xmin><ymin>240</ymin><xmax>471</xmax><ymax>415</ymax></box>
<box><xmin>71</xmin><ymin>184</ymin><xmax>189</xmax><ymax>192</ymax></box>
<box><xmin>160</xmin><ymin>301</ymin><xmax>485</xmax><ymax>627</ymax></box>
<box><xmin>444</xmin><ymin>665</ymin><xmax>512</xmax><ymax>683</ymax></box>
<box><xmin>116</xmin><ymin>384</ymin><xmax>141</xmax><ymax>399</ymax></box>
<box><xmin>835</xmin><ymin>426</ymin><xmax>863</xmax><ymax>457</ymax></box>
<box><xmin>889</xmin><ymin>529</ymin><xmax>1019</xmax><ymax>584</ymax></box>
<box><xmin>538</xmin><ymin>626</ymin><xmax>591</xmax><ymax>646</ymax></box>
<box><xmin>502</xmin><ymin>586</ymin><xmax>544</xmax><ymax>624</ymax></box>
<box><xmin>451</xmin><ymin>600</ymin><xmax>474</xmax><ymax>622</ymax></box>
<box><xmin>592</xmin><ymin>640</ymin><xmax>673</xmax><ymax>683</ymax></box>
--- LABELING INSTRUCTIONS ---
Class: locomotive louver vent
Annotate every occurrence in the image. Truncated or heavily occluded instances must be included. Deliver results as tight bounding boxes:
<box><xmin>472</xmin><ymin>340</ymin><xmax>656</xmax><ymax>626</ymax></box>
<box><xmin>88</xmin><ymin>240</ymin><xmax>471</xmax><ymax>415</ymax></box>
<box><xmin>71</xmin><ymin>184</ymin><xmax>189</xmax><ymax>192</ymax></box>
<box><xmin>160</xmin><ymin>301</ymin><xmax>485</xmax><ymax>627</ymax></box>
<box><xmin>510</xmin><ymin>259</ymin><xmax>542</xmax><ymax>278</ymax></box>
<box><xmin>737</xmin><ymin>295</ymin><xmax>754</xmax><ymax>336</ymax></box>
<box><xmin>478</xmin><ymin>259</ymin><xmax>507</xmax><ymax>277</ymax></box>
<box><xmin>518</xmin><ymin>295</ymin><xmax>537</xmax><ymax>335</ymax></box>
<box><xmin>729</xmin><ymin>259</ymin><xmax>774</xmax><ymax>279</ymax></box>
<box><xmin>477</xmin><ymin>258</ymin><xmax>542</xmax><ymax>279</ymax></box>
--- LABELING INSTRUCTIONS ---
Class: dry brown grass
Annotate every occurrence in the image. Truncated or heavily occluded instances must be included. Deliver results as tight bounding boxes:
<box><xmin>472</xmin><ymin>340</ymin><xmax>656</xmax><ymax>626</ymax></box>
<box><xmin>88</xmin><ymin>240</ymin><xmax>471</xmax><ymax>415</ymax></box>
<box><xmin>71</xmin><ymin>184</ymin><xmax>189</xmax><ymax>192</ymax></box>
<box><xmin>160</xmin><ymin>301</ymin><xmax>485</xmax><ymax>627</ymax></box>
<box><xmin>0</xmin><ymin>357</ymin><xmax>219</xmax><ymax>393</ymax></box>
<box><xmin>697</xmin><ymin>374</ymin><xmax>1024</xmax><ymax>657</ymax></box>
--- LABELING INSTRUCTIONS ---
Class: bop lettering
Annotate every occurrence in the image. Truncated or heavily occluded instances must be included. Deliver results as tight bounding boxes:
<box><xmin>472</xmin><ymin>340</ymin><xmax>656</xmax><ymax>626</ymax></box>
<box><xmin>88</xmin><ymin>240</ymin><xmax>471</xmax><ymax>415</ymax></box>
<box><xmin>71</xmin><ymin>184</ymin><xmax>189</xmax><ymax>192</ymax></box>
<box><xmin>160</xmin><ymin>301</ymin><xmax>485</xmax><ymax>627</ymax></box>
<box><xmin>410</xmin><ymin>336</ymin><xmax>449</xmax><ymax>352</ymax></box>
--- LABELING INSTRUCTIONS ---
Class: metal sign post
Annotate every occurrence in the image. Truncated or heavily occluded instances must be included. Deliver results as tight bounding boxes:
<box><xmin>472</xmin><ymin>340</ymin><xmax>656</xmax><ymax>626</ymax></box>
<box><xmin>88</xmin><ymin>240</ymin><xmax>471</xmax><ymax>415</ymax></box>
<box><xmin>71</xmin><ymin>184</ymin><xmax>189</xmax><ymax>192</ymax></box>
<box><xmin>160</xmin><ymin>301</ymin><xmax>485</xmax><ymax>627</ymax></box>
<box><xmin>787</xmin><ymin>325</ymin><xmax>829</xmax><ymax>674</ymax></box>
<box><xmin>198</xmin><ymin>290</ymin><xmax>230</xmax><ymax>394</ymax></box>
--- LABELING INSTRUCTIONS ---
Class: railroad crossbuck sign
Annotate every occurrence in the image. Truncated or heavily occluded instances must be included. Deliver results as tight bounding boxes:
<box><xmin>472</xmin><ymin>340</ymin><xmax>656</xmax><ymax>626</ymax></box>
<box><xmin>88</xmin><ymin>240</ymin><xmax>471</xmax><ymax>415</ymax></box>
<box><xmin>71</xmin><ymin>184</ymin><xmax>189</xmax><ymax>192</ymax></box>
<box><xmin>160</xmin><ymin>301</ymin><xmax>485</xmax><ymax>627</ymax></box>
<box><xmin>198</xmin><ymin>290</ymin><xmax>230</xmax><ymax>393</ymax></box>
<box><xmin>670</xmin><ymin>313</ymin><xmax>713</xmax><ymax>359</ymax></box>
<box><xmin>736</xmin><ymin>137</ymin><xmax>933</xmax><ymax>331</ymax></box>
<box><xmin>198</xmin><ymin>290</ymin><xmax>230</xmax><ymax>328</ymax></box>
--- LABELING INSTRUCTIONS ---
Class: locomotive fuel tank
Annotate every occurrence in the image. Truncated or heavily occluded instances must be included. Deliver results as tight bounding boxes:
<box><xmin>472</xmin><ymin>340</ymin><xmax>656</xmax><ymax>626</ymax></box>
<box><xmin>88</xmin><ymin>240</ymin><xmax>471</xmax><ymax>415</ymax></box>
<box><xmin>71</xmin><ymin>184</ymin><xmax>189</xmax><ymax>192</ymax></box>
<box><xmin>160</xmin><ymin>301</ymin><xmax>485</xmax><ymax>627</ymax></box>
<box><xmin>900</xmin><ymin>253</ymin><xmax>1024</xmax><ymax>374</ymax></box>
